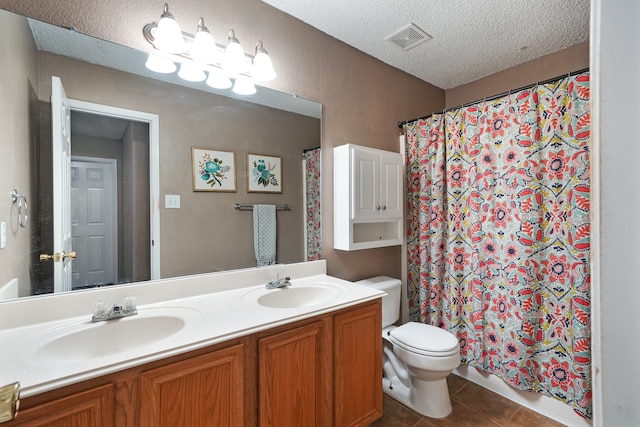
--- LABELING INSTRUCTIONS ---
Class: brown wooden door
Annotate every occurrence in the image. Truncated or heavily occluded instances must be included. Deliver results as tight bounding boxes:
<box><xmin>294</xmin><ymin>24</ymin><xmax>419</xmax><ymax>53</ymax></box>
<box><xmin>7</xmin><ymin>384</ymin><xmax>114</xmax><ymax>427</ymax></box>
<box><xmin>258</xmin><ymin>320</ymin><xmax>331</xmax><ymax>426</ymax></box>
<box><xmin>138</xmin><ymin>344</ymin><xmax>245</xmax><ymax>427</ymax></box>
<box><xmin>334</xmin><ymin>301</ymin><xmax>382</xmax><ymax>426</ymax></box>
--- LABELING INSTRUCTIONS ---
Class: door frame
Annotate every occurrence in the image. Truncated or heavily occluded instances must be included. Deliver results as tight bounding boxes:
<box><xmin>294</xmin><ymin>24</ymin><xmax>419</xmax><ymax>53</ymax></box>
<box><xmin>67</xmin><ymin>99</ymin><xmax>161</xmax><ymax>280</ymax></box>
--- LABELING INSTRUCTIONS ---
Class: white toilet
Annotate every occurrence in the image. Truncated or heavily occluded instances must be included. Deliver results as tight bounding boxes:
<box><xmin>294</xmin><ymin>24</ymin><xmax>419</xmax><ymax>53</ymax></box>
<box><xmin>357</xmin><ymin>276</ymin><xmax>461</xmax><ymax>419</ymax></box>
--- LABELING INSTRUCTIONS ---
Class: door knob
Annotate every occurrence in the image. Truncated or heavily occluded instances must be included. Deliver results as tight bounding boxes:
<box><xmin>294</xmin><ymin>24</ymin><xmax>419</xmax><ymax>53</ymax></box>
<box><xmin>39</xmin><ymin>253</ymin><xmax>53</xmax><ymax>262</ymax></box>
<box><xmin>39</xmin><ymin>253</ymin><xmax>59</xmax><ymax>262</ymax></box>
<box><xmin>39</xmin><ymin>251</ymin><xmax>77</xmax><ymax>262</ymax></box>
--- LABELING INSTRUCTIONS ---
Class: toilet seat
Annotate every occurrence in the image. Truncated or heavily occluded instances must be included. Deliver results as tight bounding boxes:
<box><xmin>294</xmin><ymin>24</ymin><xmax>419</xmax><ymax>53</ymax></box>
<box><xmin>388</xmin><ymin>322</ymin><xmax>459</xmax><ymax>357</ymax></box>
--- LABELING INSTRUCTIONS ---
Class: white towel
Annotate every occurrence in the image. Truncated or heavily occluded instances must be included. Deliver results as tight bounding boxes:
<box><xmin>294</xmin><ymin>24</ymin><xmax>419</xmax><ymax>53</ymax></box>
<box><xmin>253</xmin><ymin>204</ymin><xmax>276</xmax><ymax>266</ymax></box>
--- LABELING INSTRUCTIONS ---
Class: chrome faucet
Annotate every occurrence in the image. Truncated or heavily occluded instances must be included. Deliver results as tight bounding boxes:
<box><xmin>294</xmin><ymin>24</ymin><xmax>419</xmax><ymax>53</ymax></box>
<box><xmin>265</xmin><ymin>275</ymin><xmax>291</xmax><ymax>289</ymax></box>
<box><xmin>92</xmin><ymin>297</ymin><xmax>137</xmax><ymax>322</ymax></box>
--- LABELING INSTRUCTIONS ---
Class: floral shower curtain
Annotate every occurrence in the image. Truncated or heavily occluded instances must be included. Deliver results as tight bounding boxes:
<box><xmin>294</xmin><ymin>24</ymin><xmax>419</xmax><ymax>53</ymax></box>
<box><xmin>304</xmin><ymin>148</ymin><xmax>322</xmax><ymax>261</ymax></box>
<box><xmin>405</xmin><ymin>73</ymin><xmax>591</xmax><ymax>417</ymax></box>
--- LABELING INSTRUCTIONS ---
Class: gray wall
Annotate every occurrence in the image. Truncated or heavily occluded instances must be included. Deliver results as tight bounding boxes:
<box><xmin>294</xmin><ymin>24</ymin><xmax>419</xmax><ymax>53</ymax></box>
<box><xmin>0</xmin><ymin>12</ymin><xmax>39</xmax><ymax>296</ymax></box>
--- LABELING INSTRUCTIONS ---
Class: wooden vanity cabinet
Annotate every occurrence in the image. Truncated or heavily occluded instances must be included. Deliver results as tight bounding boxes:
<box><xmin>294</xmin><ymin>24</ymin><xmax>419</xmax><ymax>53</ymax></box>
<box><xmin>7</xmin><ymin>300</ymin><xmax>381</xmax><ymax>427</ymax></box>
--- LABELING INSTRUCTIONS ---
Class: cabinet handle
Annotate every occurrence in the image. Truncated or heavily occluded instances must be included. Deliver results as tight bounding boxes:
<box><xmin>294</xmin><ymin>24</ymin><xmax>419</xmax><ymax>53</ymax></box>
<box><xmin>382</xmin><ymin>205</ymin><xmax>387</xmax><ymax>210</ymax></box>
<box><xmin>0</xmin><ymin>382</ymin><xmax>20</xmax><ymax>423</ymax></box>
<box><xmin>376</xmin><ymin>206</ymin><xmax>381</xmax><ymax>210</ymax></box>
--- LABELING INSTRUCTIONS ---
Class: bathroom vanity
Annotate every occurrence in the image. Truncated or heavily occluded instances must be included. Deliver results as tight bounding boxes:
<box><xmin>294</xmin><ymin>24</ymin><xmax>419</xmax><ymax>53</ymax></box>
<box><xmin>0</xmin><ymin>261</ymin><xmax>383</xmax><ymax>426</ymax></box>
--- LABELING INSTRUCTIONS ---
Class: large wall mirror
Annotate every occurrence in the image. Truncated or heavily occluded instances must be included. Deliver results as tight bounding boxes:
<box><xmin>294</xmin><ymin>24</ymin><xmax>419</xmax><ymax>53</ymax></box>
<box><xmin>0</xmin><ymin>8</ymin><xmax>322</xmax><ymax>301</ymax></box>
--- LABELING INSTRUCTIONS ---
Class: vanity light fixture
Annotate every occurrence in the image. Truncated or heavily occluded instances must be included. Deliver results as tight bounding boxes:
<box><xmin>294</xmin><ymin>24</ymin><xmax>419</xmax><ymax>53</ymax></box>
<box><xmin>143</xmin><ymin>3</ymin><xmax>276</xmax><ymax>95</ymax></box>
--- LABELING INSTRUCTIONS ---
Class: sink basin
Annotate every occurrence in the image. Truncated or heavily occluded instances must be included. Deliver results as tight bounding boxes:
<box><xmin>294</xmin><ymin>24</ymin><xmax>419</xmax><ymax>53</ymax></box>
<box><xmin>31</xmin><ymin>307</ymin><xmax>201</xmax><ymax>363</ymax></box>
<box><xmin>243</xmin><ymin>282</ymin><xmax>344</xmax><ymax>309</ymax></box>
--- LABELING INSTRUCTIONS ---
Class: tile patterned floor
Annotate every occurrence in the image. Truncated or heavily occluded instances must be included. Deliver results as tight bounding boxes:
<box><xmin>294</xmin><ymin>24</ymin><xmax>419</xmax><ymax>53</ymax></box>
<box><xmin>372</xmin><ymin>375</ymin><xmax>566</xmax><ymax>427</ymax></box>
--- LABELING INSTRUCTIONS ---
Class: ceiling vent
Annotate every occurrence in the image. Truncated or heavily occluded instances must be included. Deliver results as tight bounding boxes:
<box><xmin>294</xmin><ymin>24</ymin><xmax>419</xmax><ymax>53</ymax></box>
<box><xmin>385</xmin><ymin>23</ymin><xmax>432</xmax><ymax>51</ymax></box>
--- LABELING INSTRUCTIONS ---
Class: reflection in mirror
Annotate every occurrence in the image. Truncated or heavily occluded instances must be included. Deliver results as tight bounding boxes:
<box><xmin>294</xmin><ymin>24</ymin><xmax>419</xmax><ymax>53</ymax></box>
<box><xmin>0</xmin><ymin>8</ymin><xmax>322</xmax><ymax>301</ymax></box>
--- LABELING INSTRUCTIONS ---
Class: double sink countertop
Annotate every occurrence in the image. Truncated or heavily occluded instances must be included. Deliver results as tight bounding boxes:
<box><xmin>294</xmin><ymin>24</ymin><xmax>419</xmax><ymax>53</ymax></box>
<box><xmin>0</xmin><ymin>260</ymin><xmax>384</xmax><ymax>397</ymax></box>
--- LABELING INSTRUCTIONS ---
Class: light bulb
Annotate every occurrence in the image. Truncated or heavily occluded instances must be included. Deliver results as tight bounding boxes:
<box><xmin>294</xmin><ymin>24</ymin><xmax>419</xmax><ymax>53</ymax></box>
<box><xmin>153</xmin><ymin>4</ymin><xmax>187</xmax><ymax>54</ymax></box>
<box><xmin>252</xmin><ymin>42</ymin><xmax>276</xmax><ymax>81</ymax></box>
<box><xmin>145</xmin><ymin>52</ymin><xmax>177</xmax><ymax>73</ymax></box>
<box><xmin>232</xmin><ymin>75</ymin><xmax>256</xmax><ymax>95</ymax></box>
<box><xmin>223</xmin><ymin>30</ymin><xmax>247</xmax><ymax>76</ymax></box>
<box><xmin>206</xmin><ymin>69</ymin><xmax>232</xmax><ymax>89</ymax></box>
<box><xmin>191</xmin><ymin>18</ymin><xmax>216</xmax><ymax>64</ymax></box>
<box><xmin>178</xmin><ymin>62</ymin><xmax>206</xmax><ymax>82</ymax></box>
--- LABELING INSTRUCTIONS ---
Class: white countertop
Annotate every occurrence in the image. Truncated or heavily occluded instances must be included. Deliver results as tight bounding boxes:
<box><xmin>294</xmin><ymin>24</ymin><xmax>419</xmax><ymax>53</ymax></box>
<box><xmin>0</xmin><ymin>261</ymin><xmax>384</xmax><ymax>397</ymax></box>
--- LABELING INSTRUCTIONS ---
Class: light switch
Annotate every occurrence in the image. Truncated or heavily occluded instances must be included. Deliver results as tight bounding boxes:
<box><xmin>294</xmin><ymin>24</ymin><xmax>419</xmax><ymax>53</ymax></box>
<box><xmin>0</xmin><ymin>222</ymin><xmax>6</xmax><ymax>249</ymax></box>
<box><xmin>165</xmin><ymin>194</ymin><xmax>181</xmax><ymax>209</ymax></box>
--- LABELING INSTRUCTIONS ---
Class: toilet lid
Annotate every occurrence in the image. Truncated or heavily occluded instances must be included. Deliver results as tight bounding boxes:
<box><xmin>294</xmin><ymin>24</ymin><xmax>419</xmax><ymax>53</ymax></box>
<box><xmin>388</xmin><ymin>322</ymin><xmax>459</xmax><ymax>356</ymax></box>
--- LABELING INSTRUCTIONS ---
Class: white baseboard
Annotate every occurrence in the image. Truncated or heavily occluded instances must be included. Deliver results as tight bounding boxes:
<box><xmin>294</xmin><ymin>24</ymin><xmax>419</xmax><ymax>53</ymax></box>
<box><xmin>453</xmin><ymin>365</ymin><xmax>592</xmax><ymax>427</ymax></box>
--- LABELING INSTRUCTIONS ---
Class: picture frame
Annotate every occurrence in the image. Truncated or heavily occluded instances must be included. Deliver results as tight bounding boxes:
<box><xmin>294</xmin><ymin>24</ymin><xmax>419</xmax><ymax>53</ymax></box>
<box><xmin>247</xmin><ymin>153</ymin><xmax>283</xmax><ymax>193</ymax></box>
<box><xmin>192</xmin><ymin>148</ymin><xmax>236</xmax><ymax>192</ymax></box>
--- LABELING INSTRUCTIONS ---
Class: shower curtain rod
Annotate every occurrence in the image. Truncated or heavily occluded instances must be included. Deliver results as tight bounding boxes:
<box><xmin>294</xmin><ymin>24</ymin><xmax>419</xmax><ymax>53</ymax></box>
<box><xmin>397</xmin><ymin>67</ymin><xmax>590</xmax><ymax>128</ymax></box>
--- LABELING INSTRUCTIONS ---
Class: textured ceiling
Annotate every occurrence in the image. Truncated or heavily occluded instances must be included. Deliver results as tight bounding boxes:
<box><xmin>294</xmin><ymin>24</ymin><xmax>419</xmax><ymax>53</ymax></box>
<box><xmin>262</xmin><ymin>0</ymin><xmax>590</xmax><ymax>89</ymax></box>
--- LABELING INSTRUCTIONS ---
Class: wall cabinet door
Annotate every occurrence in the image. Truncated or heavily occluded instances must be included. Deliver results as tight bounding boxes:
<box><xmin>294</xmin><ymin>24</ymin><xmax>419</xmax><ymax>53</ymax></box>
<box><xmin>352</xmin><ymin>148</ymin><xmax>380</xmax><ymax>219</ymax></box>
<box><xmin>258</xmin><ymin>320</ymin><xmax>331</xmax><ymax>427</ymax></box>
<box><xmin>138</xmin><ymin>344</ymin><xmax>245</xmax><ymax>427</ymax></box>
<box><xmin>6</xmin><ymin>384</ymin><xmax>114</xmax><ymax>427</ymax></box>
<box><xmin>334</xmin><ymin>302</ymin><xmax>382</xmax><ymax>427</ymax></box>
<box><xmin>379</xmin><ymin>151</ymin><xmax>403</xmax><ymax>218</ymax></box>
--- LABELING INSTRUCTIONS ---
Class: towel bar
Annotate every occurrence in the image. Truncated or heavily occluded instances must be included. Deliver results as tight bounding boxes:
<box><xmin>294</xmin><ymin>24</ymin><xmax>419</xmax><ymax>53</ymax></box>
<box><xmin>234</xmin><ymin>203</ymin><xmax>290</xmax><ymax>211</ymax></box>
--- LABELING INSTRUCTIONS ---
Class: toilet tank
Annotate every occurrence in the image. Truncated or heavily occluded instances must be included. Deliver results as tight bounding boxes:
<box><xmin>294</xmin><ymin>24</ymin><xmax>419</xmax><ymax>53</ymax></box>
<box><xmin>355</xmin><ymin>276</ymin><xmax>402</xmax><ymax>328</ymax></box>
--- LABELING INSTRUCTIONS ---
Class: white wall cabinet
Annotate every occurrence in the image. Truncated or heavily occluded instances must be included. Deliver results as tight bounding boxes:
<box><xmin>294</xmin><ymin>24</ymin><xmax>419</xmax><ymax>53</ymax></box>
<box><xmin>334</xmin><ymin>144</ymin><xmax>403</xmax><ymax>250</ymax></box>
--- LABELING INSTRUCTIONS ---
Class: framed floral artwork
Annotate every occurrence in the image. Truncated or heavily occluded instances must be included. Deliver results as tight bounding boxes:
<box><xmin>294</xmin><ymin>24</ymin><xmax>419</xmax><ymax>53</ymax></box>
<box><xmin>192</xmin><ymin>148</ymin><xmax>236</xmax><ymax>192</ymax></box>
<box><xmin>247</xmin><ymin>153</ymin><xmax>282</xmax><ymax>193</ymax></box>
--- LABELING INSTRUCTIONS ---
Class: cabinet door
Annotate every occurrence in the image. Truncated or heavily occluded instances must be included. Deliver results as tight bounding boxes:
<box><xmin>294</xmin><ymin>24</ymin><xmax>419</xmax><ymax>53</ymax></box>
<box><xmin>8</xmin><ymin>384</ymin><xmax>114</xmax><ymax>427</ymax></box>
<box><xmin>352</xmin><ymin>147</ymin><xmax>380</xmax><ymax>219</ymax></box>
<box><xmin>258</xmin><ymin>320</ymin><xmax>330</xmax><ymax>426</ymax></box>
<box><xmin>334</xmin><ymin>302</ymin><xmax>382</xmax><ymax>427</ymax></box>
<box><xmin>139</xmin><ymin>344</ymin><xmax>244</xmax><ymax>427</ymax></box>
<box><xmin>379</xmin><ymin>152</ymin><xmax>403</xmax><ymax>218</ymax></box>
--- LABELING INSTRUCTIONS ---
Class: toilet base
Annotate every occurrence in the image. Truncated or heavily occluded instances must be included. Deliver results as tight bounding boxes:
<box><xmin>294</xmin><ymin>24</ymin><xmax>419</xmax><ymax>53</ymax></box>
<box><xmin>382</xmin><ymin>375</ymin><xmax>453</xmax><ymax>419</ymax></box>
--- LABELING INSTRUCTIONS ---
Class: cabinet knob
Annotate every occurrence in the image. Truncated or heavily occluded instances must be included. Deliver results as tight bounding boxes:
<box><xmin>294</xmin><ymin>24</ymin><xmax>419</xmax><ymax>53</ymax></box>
<box><xmin>376</xmin><ymin>206</ymin><xmax>381</xmax><ymax>210</ymax></box>
<box><xmin>382</xmin><ymin>205</ymin><xmax>387</xmax><ymax>210</ymax></box>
